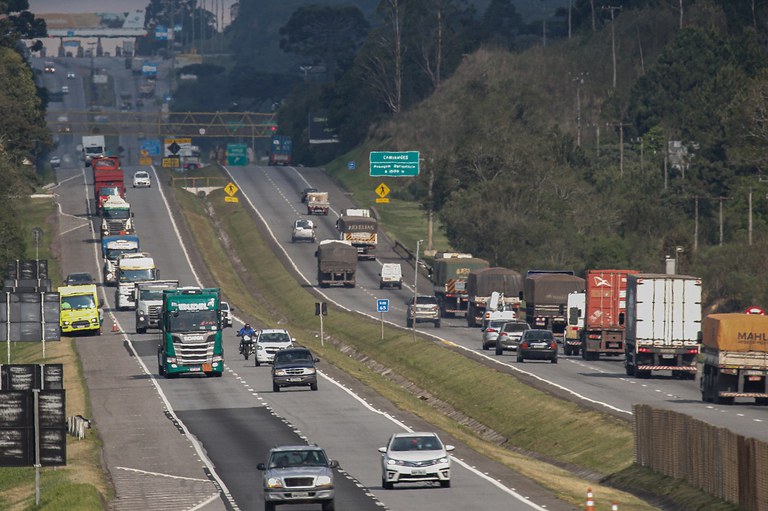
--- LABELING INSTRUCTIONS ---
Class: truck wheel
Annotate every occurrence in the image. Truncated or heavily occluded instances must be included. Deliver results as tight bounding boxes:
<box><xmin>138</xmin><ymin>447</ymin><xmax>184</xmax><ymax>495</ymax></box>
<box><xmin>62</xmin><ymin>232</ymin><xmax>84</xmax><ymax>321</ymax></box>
<box><xmin>636</xmin><ymin>370</ymin><xmax>651</xmax><ymax>379</ymax></box>
<box><xmin>265</xmin><ymin>502</ymin><xmax>276</xmax><ymax>511</ymax></box>
<box><xmin>715</xmin><ymin>395</ymin><xmax>734</xmax><ymax>405</ymax></box>
<box><xmin>516</xmin><ymin>354</ymin><xmax>524</xmax><ymax>363</ymax></box>
<box><xmin>406</xmin><ymin>318</ymin><xmax>413</xmax><ymax>328</ymax></box>
<box><xmin>625</xmin><ymin>363</ymin><xmax>635</xmax><ymax>377</ymax></box>
<box><xmin>434</xmin><ymin>320</ymin><xmax>440</xmax><ymax>328</ymax></box>
<box><xmin>254</xmin><ymin>358</ymin><xmax>260</xmax><ymax>367</ymax></box>
<box><xmin>136</xmin><ymin>326</ymin><xmax>146</xmax><ymax>334</ymax></box>
<box><xmin>321</xmin><ymin>499</ymin><xmax>335</xmax><ymax>511</ymax></box>
<box><xmin>563</xmin><ymin>345</ymin><xmax>571</xmax><ymax>356</ymax></box>
<box><xmin>551</xmin><ymin>356</ymin><xmax>558</xmax><ymax>364</ymax></box>
<box><xmin>756</xmin><ymin>398</ymin><xmax>768</xmax><ymax>406</ymax></box>
<box><xmin>310</xmin><ymin>382</ymin><xmax>318</xmax><ymax>391</ymax></box>
<box><xmin>495</xmin><ymin>343</ymin><xmax>503</xmax><ymax>356</ymax></box>
<box><xmin>573</xmin><ymin>347</ymin><xmax>580</xmax><ymax>356</ymax></box>
<box><xmin>273</xmin><ymin>382</ymin><xmax>280</xmax><ymax>392</ymax></box>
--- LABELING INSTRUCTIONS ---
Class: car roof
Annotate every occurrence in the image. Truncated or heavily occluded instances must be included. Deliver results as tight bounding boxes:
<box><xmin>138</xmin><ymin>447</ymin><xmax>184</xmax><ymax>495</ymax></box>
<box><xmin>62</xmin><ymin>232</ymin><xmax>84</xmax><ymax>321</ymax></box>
<box><xmin>270</xmin><ymin>445</ymin><xmax>325</xmax><ymax>453</ymax></box>
<box><xmin>258</xmin><ymin>328</ymin><xmax>289</xmax><ymax>335</ymax></box>
<box><xmin>391</xmin><ymin>431</ymin><xmax>438</xmax><ymax>438</ymax></box>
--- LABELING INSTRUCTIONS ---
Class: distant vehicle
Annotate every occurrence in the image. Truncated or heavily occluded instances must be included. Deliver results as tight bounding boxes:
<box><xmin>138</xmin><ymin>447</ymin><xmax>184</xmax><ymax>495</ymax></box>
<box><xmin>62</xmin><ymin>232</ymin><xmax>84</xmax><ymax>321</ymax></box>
<box><xmin>291</xmin><ymin>219</ymin><xmax>316</xmax><ymax>243</ymax></box>
<box><xmin>406</xmin><ymin>295</ymin><xmax>440</xmax><ymax>328</ymax></box>
<box><xmin>301</xmin><ymin>187</ymin><xmax>317</xmax><ymax>203</ymax></box>
<box><xmin>257</xmin><ymin>445</ymin><xmax>337</xmax><ymax>510</ymax></box>
<box><xmin>132</xmin><ymin>171</ymin><xmax>151</xmax><ymax>188</ymax></box>
<box><xmin>517</xmin><ymin>329</ymin><xmax>558</xmax><ymax>363</ymax></box>
<box><xmin>64</xmin><ymin>272</ymin><xmax>94</xmax><ymax>286</ymax></box>
<box><xmin>66</xmin><ymin>71</ymin><xmax>76</xmax><ymax>79</ymax></box>
<box><xmin>268</xmin><ymin>135</ymin><xmax>292</xmax><ymax>166</ymax></box>
<box><xmin>135</xmin><ymin>98</ymin><xmax>144</xmax><ymax>108</ymax></box>
<box><xmin>254</xmin><ymin>329</ymin><xmax>294</xmax><ymax>366</ymax></box>
<box><xmin>494</xmin><ymin>320</ymin><xmax>530</xmax><ymax>355</ymax></box>
<box><xmin>61</xmin><ymin>85</ymin><xmax>69</xmax><ymax>94</ymax></box>
<box><xmin>379</xmin><ymin>263</ymin><xmax>402</xmax><ymax>289</ymax></box>
<box><xmin>379</xmin><ymin>432</ymin><xmax>454</xmax><ymax>489</ymax></box>
<box><xmin>482</xmin><ymin>314</ymin><xmax>522</xmax><ymax>351</ymax></box>
<box><xmin>49</xmin><ymin>155</ymin><xmax>61</xmax><ymax>168</ymax></box>
<box><xmin>271</xmin><ymin>347</ymin><xmax>319</xmax><ymax>392</ymax></box>
<box><xmin>44</xmin><ymin>61</ymin><xmax>55</xmax><ymax>73</ymax></box>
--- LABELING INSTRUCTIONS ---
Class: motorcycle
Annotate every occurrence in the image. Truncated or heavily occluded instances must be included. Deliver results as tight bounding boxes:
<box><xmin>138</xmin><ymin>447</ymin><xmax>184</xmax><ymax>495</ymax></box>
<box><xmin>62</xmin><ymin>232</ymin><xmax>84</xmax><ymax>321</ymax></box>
<box><xmin>239</xmin><ymin>334</ymin><xmax>254</xmax><ymax>360</ymax></box>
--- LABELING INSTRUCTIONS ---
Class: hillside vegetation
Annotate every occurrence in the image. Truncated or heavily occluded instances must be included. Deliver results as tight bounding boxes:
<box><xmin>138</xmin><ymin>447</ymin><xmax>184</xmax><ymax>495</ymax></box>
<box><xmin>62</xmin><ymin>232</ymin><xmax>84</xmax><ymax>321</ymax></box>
<box><xmin>350</xmin><ymin>1</ymin><xmax>768</xmax><ymax>313</ymax></box>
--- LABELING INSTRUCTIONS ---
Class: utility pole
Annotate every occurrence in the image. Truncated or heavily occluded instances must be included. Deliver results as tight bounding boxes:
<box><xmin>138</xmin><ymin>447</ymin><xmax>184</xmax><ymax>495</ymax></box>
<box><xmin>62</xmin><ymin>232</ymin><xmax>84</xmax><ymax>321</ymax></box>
<box><xmin>749</xmin><ymin>188</ymin><xmax>753</xmax><ymax>246</ymax></box>
<box><xmin>573</xmin><ymin>73</ymin><xmax>586</xmax><ymax>147</ymax></box>
<box><xmin>694</xmin><ymin>196</ymin><xmax>698</xmax><ymax>251</ymax></box>
<box><xmin>608</xmin><ymin>121</ymin><xmax>627</xmax><ymax>176</ymax></box>
<box><xmin>427</xmin><ymin>165</ymin><xmax>434</xmax><ymax>251</ymax></box>
<box><xmin>603</xmin><ymin>5</ymin><xmax>622</xmax><ymax>90</ymax></box>
<box><xmin>719</xmin><ymin>196</ymin><xmax>724</xmax><ymax>246</ymax></box>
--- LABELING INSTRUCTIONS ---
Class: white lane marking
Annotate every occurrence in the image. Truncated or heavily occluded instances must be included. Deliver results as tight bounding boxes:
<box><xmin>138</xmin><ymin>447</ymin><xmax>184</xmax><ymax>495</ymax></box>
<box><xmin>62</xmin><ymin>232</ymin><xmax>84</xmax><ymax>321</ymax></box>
<box><xmin>115</xmin><ymin>467</ymin><xmax>211</xmax><ymax>482</ymax></box>
<box><xmin>223</xmin><ymin>165</ymin><xmax>551</xmax><ymax>510</ymax></box>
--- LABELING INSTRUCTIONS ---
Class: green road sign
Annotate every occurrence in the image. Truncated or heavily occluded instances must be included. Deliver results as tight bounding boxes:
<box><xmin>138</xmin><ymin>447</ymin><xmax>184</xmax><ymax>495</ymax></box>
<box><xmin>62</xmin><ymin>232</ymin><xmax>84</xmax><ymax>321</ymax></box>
<box><xmin>227</xmin><ymin>143</ymin><xmax>248</xmax><ymax>166</ymax></box>
<box><xmin>370</xmin><ymin>151</ymin><xmax>420</xmax><ymax>177</ymax></box>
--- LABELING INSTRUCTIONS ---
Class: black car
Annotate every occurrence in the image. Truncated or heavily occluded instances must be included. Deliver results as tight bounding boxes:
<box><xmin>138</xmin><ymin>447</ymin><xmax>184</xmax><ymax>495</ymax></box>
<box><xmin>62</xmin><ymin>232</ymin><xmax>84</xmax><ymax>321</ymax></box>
<box><xmin>272</xmin><ymin>347</ymin><xmax>319</xmax><ymax>392</ymax></box>
<box><xmin>64</xmin><ymin>272</ymin><xmax>95</xmax><ymax>285</ymax></box>
<box><xmin>301</xmin><ymin>187</ymin><xmax>317</xmax><ymax>203</ymax></box>
<box><xmin>517</xmin><ymin>329</ymin><xmax>558</xmax><ymax>363</ymax></box>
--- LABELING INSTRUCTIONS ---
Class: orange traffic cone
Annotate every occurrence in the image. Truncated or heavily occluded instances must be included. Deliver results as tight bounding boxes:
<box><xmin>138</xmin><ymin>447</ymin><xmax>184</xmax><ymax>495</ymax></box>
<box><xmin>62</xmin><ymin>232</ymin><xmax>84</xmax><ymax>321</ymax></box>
<box><xmin>585</xmin><ymin>488</ymin><xmax>595</xmax><ymax>511</ymax></box>
<box><xmin>112</xmin><ymin>322</ymin><xmax>118</xmax><ymax>333</ymax></box>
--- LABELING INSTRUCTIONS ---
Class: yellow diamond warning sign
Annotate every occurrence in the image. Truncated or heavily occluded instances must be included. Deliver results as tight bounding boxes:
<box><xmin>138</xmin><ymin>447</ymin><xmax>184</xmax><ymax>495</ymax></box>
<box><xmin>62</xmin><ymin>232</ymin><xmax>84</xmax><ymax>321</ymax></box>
<box><xmin>224</xmin><ymin>182</ymin><xmax>238</xmax><ymax>196</ymax></box>
<box><xmin>376</xmin><ymin>183</ymin><xmax>390</xmax><ymax>198</ymax></box>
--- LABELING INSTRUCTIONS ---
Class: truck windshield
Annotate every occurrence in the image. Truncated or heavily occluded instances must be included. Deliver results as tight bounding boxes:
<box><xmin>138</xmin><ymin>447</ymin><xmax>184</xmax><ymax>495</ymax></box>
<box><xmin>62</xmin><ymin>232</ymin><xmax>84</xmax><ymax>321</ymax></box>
<box><xmin>139</xmin><ymin>289</ymin><xmax>165</xmax><ymax>301</ymax></box>
<box><xmin>100</xmin><ymin>187</ymin><xmax>120</xmax><ymax>196</ymax></box>
<box><xmin>85</xmin><ymin>147</ymin><xmax>103</xmax><ymax>155</ymax></box>
<box><xmin>168</xmin><ymin>311</ymin><xmax>218</xmax><ymax>332</ymax></box>
<box><xmin>103</xmin><ymin>209</ymin><xmax>130</xmax><ymax>219</ymax></box>
<box><xmin>106</xmin><ymin>247</ymin><xmax>137</xmax><ymax>260</ymax></box>
<box><xmin>119</xmin><ymin>269</ymin><xmax>155</xmax><ymax>282</ymax></box>
<box><xmin>61</xmin><ymin>294</ymin><xmax>96</xmax><ymax>310</ymax></box>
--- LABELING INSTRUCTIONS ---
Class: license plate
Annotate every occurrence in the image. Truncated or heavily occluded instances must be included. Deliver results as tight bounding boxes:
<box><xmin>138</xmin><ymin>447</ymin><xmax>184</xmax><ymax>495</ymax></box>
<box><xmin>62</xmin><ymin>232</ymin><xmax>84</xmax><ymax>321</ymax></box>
<box><xmin>202</xmin><ymin>363</ymin><xmax>212</xmax><ymax>372</ymax></box>
<box><xmin>748</xmin><ymin>376</ymin><xmax>762</xmax><ymax>381</ymax></box>
<box><xmin>188</xmin><ymin>367</ymin><xmax>201</xmax><ymax>372</ymax></box>
<box><xmin>291</xmin><ymin>492</ymin><xmax>309</xmax><ymax>498</ymax></box>
<box><xmin>288</xmin><ymin>377</ymin><xmax>302</xmax><ymax>382</ymax></box>
<box><xmin>531</xmin><ymin>343</ymin><xmax>547</xmax><ymax>349</ymax></box>
<box><xmin>412</xmin><ymin>469</ymin><xmax>426</xmax><ymax>475</ymax></box>
<box><xmin>661</xmin><ymin>354</ymin><xmax>675</xmax><ymax>359</ymax></box>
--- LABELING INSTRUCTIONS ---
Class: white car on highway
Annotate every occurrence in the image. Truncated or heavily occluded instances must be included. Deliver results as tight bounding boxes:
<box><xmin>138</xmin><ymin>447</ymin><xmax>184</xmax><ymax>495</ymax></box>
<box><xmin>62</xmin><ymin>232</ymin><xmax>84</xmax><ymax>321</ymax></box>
<box><xmin>379</xmin><ymin>432</ymin><xmax>454</xmax><ymax>489</ymax></box>
<box><xmin>132</xmin><ymin>171</ymin><xmax>151</xmax><ymax>188</ymax></box>
<box><xmin>291</xmin><ymin>219</ymin><xmax>316</xmax><ymax>243</ymax></box>
<box><xmin>254</xmin><ymin>328</ymin><xmax>294</xmax><ymax>366</ymax></box>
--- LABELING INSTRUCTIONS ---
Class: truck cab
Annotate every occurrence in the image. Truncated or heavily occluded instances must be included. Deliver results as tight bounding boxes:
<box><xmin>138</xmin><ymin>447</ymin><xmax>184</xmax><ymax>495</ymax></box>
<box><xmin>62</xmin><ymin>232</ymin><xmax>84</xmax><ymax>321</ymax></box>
<box><xmin>564</xmin><ymin>291</ymin><xmax>585</xmax><ymax>356</ymax></box>
<box><xmin>102</xmin><ymin>235</ymin><xmax>140</xmax><ymax>284</ymax></box>
<box><xmin>100</xmin><ymin>196</ymin><xmax>134</xmax><ymax>237</ymax></box>
<box><xmin>59</xmin><ymin>284</ymin><xmax>102</xmax><ymax>335</ymax></box>
<box><xmin>116</xmin><ymin>253</ymin><xmax>158</xmax><ymax>310</ymax></box>
<box><xmin>135</xmin><ymin>280</ymin><xmax>179</xmax><ymax>333</ymax></box>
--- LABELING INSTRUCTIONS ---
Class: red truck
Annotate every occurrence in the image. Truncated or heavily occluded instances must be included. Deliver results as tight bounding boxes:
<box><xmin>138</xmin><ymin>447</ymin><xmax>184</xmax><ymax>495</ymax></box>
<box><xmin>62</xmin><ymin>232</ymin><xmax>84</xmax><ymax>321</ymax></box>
<box><xmin>576</xmin><ymin>269</ymin><xmax>638</xmax><ymax>360</ymax></box>
<box><xmin>92</xmin><ymin>156</ymin><xmax>125</xmax><ymax>213</ymax></box>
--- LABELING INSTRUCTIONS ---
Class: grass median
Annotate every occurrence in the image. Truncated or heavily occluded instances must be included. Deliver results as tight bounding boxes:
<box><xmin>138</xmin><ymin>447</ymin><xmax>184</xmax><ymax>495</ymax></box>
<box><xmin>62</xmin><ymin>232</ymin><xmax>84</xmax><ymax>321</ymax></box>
<box><xmin>0</xmin><ymin>197</ymin><xmax>106</xmax><ymax>510</ymax></box>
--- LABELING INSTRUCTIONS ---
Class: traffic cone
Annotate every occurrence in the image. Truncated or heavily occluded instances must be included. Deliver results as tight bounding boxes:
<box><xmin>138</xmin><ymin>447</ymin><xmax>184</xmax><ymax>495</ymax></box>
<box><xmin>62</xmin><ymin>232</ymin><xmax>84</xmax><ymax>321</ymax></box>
<box><xmin>112</xmin><ymin>322</ymin><xmax>118</xmax><ymax>333</ymax></box>
<box><xmin>584</xmin><ymin>488</ymin><xmax>595</xmax><ymax>511</ymax></box>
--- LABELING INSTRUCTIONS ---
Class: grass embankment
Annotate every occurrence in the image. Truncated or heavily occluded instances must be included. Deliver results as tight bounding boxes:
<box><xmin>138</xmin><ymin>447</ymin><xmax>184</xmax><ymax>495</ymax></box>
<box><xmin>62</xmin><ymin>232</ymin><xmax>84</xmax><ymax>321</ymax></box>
<box><xmin>170</xmin><ymin>169</ymin><xmax>653</xmax><ymax>510</ymax></box>
<box><xmin>0</xmin><ymin>198</ymin><xmax>107</xmax><ymax>510</ymax></box>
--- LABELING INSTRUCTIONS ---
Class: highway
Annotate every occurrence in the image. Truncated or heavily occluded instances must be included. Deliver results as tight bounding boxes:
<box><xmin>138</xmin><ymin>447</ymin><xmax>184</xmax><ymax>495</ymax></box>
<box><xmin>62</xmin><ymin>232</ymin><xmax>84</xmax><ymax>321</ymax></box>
<box><xmin>38</xmin><ymin>56</ymin><xmax>571</xmax><ymax>510</ymax></box>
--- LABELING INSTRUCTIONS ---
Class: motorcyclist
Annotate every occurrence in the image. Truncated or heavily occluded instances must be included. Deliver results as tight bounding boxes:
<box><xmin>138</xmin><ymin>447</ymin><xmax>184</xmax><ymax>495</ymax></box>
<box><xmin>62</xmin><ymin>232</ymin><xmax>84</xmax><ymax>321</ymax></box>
<box><xmin>238</xmin><ymin>323</ymin><xmax>256</xmax><ymax>354</ymax></box>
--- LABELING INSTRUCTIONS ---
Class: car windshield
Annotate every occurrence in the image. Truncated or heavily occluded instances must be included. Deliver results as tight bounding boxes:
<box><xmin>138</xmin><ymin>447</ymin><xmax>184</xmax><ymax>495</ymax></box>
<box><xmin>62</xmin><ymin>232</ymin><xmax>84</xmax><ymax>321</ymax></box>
<box><xmin>269</xmin><ymin>449</ymin><xmax>327</xmax><ymax>469</ymax></box>
<box><xmin>415</xmin><ymin>297</ymin><xmax>437</xmax><ymax>305</ymax></box>
<box><xmin>390</xmin><ymin>436</ymin><xmax>442</xmax><ymax>452</ymax></box>
<box><xmin>488</xmin><ymin>320</ymin><xmax>507</xmax><ymax>329</ymax></box>
<box><xmin>295</xmin><ymin>220</ymin><xmax>312</xmax><ymax>229</ymax></box>
<box><xmin>525</xmin><ymin>330</ymin><xmax>553</xmax><ymax>341</ymax></box>
<box><xmin>103</xmin><ymin>208</ymin><xmax>130</xmax><ymax>219</ymax></box>
<box><xmin>504</xmin><ymin>323</ymin><xmax>529</xmax><ymax>333</ymax></box>
<box><xmin>275</xmin><ymin>351</ymin><xmax>313</xmax><ymax>365</ymax></box>
<box><xmin>259</xmin><ymin>332</ymin><xmax>290</xmax><ymax>344</ymax></box>
<box><xmin>168</xmin><ymin>311</ymin><xmax>218</xmax><ymax>332</ymax></box>
<box><xmin>61</xmin><ymin>294</ymin><xmax>95</xmax><ymax>310</ymax></box>
<box><xmin>135</xmin><ymin>172</ymin><xmax>148</xmax><ymax>179</ymax></box>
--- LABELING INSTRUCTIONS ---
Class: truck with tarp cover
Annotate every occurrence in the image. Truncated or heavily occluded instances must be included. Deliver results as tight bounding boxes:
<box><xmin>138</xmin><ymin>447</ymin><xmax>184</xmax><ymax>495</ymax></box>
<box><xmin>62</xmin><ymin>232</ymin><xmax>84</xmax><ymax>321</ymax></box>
<box><xmin>337</xmin><ymin>214</ymin><xmax>377</xmax><ymax>260</ymax></box>
<box><xmin>157</xmin><ymin>287</ymin><xmax>223</xmax><ymax>378</ymax></box>
<box><xmin>524</xmin><ymin>272</ymin><xmax>585</xmax><ymax>335</ymax></box>
<box><xmin>466</xmin><ymin>267</ymin><xmax>523</xmax><ymax>327</ymax></box>
<box><xmin>578</xmin><ymin>269</ymin><xmax>638</xmax><ymax>360</ymax></box>
<box><xmin>316</xmin><ymin>240</ymin><xmax>357</xmax><ymax>288</ymax></box>
<box><xmin>698</xmin><ymin>313</ymin><xmax>768</xmax><ymax>405</ymax></box>
<box><xmin>102</xmin><ymin>235</ymin><xmax>139</xmax><ymax>284</ymax></box>
<box><xmin>432</xmin><ymin>253</ymin><xmax>489</xmax><ymax>318</ymax></box>
<box><xmin>625</xmin><ymin>273</ymin><xmax>702</xmax><ymax>379</ymax></box>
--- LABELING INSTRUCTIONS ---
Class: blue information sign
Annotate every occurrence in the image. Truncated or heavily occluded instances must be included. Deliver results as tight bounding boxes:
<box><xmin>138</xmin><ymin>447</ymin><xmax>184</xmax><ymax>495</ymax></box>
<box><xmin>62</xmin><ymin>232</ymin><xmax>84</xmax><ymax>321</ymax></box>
<box><xmin>347</xmin><ymin>160</ymin><xmax>356</xmax><ymax>170</ymax></box>
<box><xmin>140</xmin><ymin>138</ymin><xmax>162</xmax><ymax>157</ymax></box>
<box><xmin>377</xmin><ymin>299</ymin><xmax>389</xmax><ymax>313</ymax></box>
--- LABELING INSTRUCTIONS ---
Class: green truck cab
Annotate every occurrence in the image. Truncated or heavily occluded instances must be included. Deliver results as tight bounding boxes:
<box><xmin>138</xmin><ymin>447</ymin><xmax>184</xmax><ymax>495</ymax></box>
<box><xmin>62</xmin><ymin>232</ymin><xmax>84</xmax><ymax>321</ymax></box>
<box><xmin>59</xmin><ymin>284</ymin><xmax>102</xmax><ymax>335</ymax></box>
<box><xmin>157</xmin><ymin>287</ymin><xmax>224</xmax><ymax>378</ymax></box>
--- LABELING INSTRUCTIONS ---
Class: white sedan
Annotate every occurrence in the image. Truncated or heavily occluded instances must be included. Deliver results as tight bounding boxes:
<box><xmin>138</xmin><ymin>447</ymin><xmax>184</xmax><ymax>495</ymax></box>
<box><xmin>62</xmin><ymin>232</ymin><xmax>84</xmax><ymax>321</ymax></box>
<box><xmin>132</xmin><ymin>171</ymin><xmax>151</xmax><ymax>188</ymax></box>
<box><xmin>379</xmin><ymin>432</ymin><xmax>454</xmax><ymax>489</ymax></box>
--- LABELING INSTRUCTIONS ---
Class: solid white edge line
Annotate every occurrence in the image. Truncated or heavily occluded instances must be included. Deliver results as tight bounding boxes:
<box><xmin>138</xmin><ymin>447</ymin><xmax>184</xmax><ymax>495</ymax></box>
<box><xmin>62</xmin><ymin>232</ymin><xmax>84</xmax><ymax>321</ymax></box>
<box><xmin>224</xmin><ymin>164</ymin><xmax>551</xmax><ymax>510</ymax></box>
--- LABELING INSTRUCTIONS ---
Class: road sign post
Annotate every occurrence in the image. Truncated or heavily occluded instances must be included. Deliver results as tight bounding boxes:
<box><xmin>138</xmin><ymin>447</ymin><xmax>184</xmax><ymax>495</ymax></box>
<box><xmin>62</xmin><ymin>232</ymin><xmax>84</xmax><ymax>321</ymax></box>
<box><xmin>377</xmin><ymin>299</ymin><xmax>389</xmax><ymax>340</ymax></box>
<box><xmin>370</xmin><ymin>151</ymin><xmax>420</xmax><ymax>177</ymax></box>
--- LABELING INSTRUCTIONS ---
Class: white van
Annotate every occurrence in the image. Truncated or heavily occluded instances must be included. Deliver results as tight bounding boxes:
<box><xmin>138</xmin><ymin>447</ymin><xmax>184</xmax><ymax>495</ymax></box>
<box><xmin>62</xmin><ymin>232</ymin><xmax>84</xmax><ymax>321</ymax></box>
<box><xmin>379</xmin><ymin>263</ymin><xmax>403</xmax><ymax>289</ymax></box>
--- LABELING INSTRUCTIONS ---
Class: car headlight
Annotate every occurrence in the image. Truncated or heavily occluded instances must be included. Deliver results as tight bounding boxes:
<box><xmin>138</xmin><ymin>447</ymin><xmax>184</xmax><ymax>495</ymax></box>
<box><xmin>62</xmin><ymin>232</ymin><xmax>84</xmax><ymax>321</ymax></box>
<box><xmin>275</xmin><ymin>369</ymin><xmax>287</xmax><ymax>376</ymax></box>
<box><xmin>316</xmin><ymin>475</ymin><xmax>332</xmax><ymax>486</ymax></box>
<box><xmin>438</xmin><ymin>457</ymin><xmax>449</xmax><ymax>464</ymax></box>
<box><xmin>305</xmin><ymin>368</ymin><xmax>316</xmax><ymax>374</ymax></box>
<box><xmin>266</xmin><ymin>477</ymin><xmax>283</xmax><ymax>488</ymax></box>
<box><xmin>387</xmin><ymin>458</ymin><xmax>406</xmax><ymax>466</ymax></box>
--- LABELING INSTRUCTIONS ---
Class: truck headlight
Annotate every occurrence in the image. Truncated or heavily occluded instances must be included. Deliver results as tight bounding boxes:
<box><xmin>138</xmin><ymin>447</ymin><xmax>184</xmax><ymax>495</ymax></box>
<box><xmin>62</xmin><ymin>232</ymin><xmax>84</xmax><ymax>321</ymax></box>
<box><xmin>316</xmin><ymin>475</ymin><xmax>332</xmax><ymax>486</ymax></box>
<box><xmin>61</xmin><ymin>321</ymin><xmax>69</xmax><ymax>326</ymax></box>
<box><xmin>266</xmin><ymin>478</ymin><xmax>283</xmax><ymax>488</ymax></box>
<box><xmin>106</xmin><ymin>272</ymin><xmax>113</xmax><ymax>280</ymax></box>
<box><xmin>91</xmin><ymin>318</ymin><xmax>99</xmax><ymax>324</ymax></box>
<box><xmin>275</xmin><ymin>369</ymin><xmax>287</xmax><ymax>376</ymax></box>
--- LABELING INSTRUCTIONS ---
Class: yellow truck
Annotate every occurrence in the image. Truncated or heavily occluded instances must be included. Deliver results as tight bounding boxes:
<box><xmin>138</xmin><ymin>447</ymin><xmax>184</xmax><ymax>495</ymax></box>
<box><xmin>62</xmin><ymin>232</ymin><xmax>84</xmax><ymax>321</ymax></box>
<box><xmin>59</xmin><ymin>284</ymin><xmax>102</xmax><ymax>335</ymax></box>
<box><xmin>699</xmin><ymin>313</ymin><xmax>768</xmax><ymax>405</ymax></box>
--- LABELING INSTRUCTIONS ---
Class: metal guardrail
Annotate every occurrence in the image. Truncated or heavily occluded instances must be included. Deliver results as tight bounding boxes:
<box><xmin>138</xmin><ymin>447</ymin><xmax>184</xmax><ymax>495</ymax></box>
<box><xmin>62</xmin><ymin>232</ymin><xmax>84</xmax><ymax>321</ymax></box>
<box><xmin>393</xmin><ymin>240</ymin><xmax>433</xmax><ymax>278</ymax></box>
